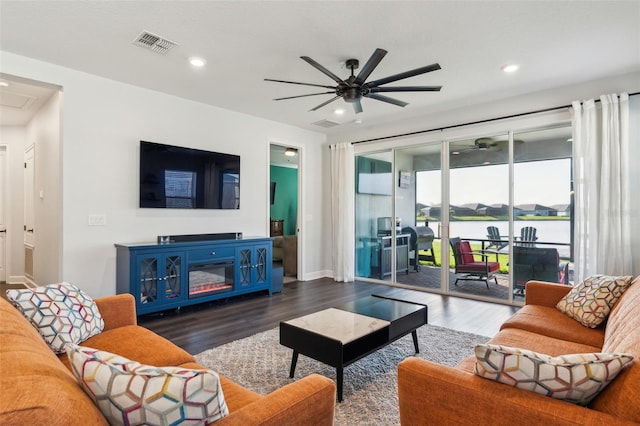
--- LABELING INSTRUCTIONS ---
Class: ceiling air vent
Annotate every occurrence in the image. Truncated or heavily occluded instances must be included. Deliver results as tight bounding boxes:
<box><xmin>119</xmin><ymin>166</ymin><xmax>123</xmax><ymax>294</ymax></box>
<box><xmin>312</xmin><ymin>119</ymin><xmax>340</xmax><ymax>128</ymax></box>
<box><xmin>133</xmin><ymin>31</ymin><xmax>178</xmax><ymax>55</ymax></box>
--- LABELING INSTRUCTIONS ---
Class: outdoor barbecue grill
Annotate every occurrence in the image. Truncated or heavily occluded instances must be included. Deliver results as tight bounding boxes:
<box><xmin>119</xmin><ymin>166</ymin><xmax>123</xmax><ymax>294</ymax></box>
<box><xmin>402</xmin><ymin>226</ymin><xmax>436</xmax><ymax>271</ymax></box>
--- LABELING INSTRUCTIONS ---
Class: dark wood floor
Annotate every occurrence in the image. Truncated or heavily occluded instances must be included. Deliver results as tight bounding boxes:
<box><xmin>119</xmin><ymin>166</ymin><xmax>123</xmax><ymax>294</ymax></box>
<box><xmin>138</xmin><ymin>278</ymin><xmax>519</xmax><ymax>355</ymax></box>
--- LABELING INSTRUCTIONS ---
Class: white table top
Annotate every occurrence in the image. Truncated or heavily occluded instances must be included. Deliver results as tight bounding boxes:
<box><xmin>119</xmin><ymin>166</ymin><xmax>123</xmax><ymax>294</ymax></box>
<box><xmin>283</xmin><ymin>308</ymin><xmax>390</xmax><ymax>344</ymax></box>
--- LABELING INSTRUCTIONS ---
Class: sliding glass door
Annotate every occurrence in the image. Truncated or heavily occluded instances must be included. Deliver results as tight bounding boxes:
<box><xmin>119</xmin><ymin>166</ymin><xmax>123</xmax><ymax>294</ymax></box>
<box><xmin>394</xmin><ymin>143</ymin><xmax>444</xmax><ymax>291</ymax></box>
<box><xmin>446</xmin><ymin>135</ymin><xmax>511</xmax><ymax>301</ymax></box>
<box><xmin>512</xmin><ymin>127</ymin><xmax>574</xmax><ymax>298</ymax></box>
<box><xmin>354</xmin><ymin>124</ymin><xmax>574</xmax><ymax>305</ymax></box>
<box><xmin>354</xmin><ymin>151</ymin><xmax>395</xmax><ymax>280</ymax></box>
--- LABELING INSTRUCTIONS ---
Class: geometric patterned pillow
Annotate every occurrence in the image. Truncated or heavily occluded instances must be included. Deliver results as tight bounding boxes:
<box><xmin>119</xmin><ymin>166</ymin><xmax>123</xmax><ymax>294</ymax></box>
<box><xmin>556</xmin><ymin>275</ymin><xmax>634</xmax><ymax>328</ymax></box>
<box><xmin>6</xmin><ymin>282</ymin><xmax>104</xmax><ymax>353</ymax></box>
<box><xmin>474</xmin><ymin>344</ymin><xmax>634</xmax><ymax>405</ymax></box>
<box><xmin>66</xmin><ymin>345</ymin><xmax>229</xmax><ymax>425</ymax></box>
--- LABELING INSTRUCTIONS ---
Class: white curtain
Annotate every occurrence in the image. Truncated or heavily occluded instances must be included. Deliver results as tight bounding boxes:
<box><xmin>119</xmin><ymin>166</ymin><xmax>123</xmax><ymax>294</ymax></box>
<box><xmin>330</xmin><ymin>142</ymin><xmax>355</xmax><ymax>282</ymax></box>
<box><xmin>572</xmin><ymin>93</ymin><xmax>632</xmax><ymax>282</ymax></box>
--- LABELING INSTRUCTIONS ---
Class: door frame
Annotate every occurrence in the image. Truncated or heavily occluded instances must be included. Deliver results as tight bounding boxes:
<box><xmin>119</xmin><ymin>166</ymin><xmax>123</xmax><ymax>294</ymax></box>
<box><xmin>0</xmin><ymin>145</ymin><xmax>7</xmax><ymax>283</ymax></box>
<box><xmin>267</xmin><ymin>140</ymin><xmax>303</xmax><ymax>281</ymax></box>
<box><xmin>24</xmin><ymin>144</ymin><xmax>35</xmax><ymax>285</ymax></box>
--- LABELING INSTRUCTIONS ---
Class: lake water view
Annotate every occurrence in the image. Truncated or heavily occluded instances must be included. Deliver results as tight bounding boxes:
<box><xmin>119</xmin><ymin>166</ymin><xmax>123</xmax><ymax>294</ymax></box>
<box><xmin>418</xmin><ymin>220</ymin><xmax>572</xmax><ymax>258</ymax></box>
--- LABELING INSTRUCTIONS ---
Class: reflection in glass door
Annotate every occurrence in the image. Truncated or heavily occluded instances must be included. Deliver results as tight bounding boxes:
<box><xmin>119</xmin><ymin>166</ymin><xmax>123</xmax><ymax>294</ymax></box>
<box><xmin>354</xmin><ymin>152</ymin><xmax>395</xmax><ymax>281</ymax></box>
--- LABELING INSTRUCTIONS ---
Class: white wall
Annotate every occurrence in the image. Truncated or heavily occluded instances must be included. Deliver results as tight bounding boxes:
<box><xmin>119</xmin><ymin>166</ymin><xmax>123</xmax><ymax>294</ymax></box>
<box><xmin>1</xmin><ymin>51</ymin><xmax>327</xmax><ymax>297</ymax></box>
<box><xmin>0</xmin><ymin>126</ymin><xmax>25</xmax><ymax>283</ymax></box>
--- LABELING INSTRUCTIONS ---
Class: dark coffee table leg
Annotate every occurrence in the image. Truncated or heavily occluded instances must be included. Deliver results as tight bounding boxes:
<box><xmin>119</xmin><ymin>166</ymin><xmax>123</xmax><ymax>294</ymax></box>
<box><xmin>412</xmin><ymin>330</ymin><xmax>420</xmax><ymax>353</ymax></box>
<box><xmin>289</xmin><ymin>350</ymin><xmax>299</xmax><ymax>378</ymax></box>
<box><xmin>337</xmin><ymin>367</ymin><xmax>344</xmax><ymax>402</ymax></box>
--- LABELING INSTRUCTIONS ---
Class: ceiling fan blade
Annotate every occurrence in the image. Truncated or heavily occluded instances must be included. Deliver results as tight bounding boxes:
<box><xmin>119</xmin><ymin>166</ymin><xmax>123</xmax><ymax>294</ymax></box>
<box><xmin>365</xmin><ymin>93</ymin><xmax>408</xmax><ymax>107</ymax></box>
<box><xmin>274</xmin><ymin>92</ymin><xmax>336</xmax><ymax>101</ymax></box>
<box><xmin>353</xmin><ymin>48</ymin><xmax>387</xmax><ymax>86</ymax></box>
<box><xmin>309</xmin><ymin>95</ymin><xmax>341</xmax><ymax>111</ymax></box>
<box><xmin>369</xmin><ymin>86</ymin><xmax>442</xmax><ymax>93</ymax></box>
<box><xmin>264</xmin><ymin>78</ymin><xmax>336</xmax><ymax>89</ymax></box>
<box><xmin>366</xmin><ymin>63</ymin><xmax>441</xmax><ymax>88</ymax></box>
<box><xmin>300</xmin><ymin>56</ymin><xmax>345</xmax><ymax>84</ymax></box>
<box><xmin>352</xmin><ymin>99</ymin><xmax>363</xmax><ymax>114</ymax></box>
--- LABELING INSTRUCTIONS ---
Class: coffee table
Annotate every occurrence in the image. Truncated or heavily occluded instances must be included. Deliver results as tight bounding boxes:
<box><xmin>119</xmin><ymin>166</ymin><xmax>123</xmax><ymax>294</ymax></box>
<box><xmin>279</xmin><ymin>295</ymin><xmax>428</xmax><ymax>401</ymax></box>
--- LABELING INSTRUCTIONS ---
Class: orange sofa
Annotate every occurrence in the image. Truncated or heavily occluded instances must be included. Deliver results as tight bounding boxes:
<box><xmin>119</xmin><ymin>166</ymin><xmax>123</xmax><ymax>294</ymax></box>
<box><xmin>398</xmin><ymin>277</ymin><xmax>640</xmax><ymax>425</ymax></box>
<box><xmin>0</xmin><ymin>294</ymin><xmax>336</xmax><ymax>425</ymax></box>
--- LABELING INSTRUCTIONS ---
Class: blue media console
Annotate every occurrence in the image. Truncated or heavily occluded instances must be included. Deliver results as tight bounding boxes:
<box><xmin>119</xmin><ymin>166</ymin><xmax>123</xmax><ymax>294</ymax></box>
<box><xmin>115</xmin><ymin>236</ymin><xmax>272</xmax><ymax>315</ymax></box>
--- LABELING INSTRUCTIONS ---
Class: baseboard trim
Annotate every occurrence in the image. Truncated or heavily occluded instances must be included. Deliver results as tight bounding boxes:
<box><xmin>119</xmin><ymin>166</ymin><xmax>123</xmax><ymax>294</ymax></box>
<box><xmin>7</xmin><ymin>275</ymin><xmax>26</xmax><ymax>285</ymax></box>
<box><xmin>302</xmin><ymin>269</ymin><xmax>333</xmax><ymax>281</ymax></box>
<box><xmin>24</xmin><ymin>277</ymin><xmax>37</xmax><ymax>288</ymax></box>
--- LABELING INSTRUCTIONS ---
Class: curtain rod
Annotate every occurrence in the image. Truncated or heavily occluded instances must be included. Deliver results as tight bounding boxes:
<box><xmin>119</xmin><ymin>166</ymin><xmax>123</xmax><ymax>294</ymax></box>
<box><xmin>351</xmin><ymin>91</ymin><xmax>640</xmax><ymax>145</ymax></box>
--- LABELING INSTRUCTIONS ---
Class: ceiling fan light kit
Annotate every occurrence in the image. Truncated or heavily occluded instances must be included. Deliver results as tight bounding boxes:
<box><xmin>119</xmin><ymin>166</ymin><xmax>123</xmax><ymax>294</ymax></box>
<box><xmin>265</xmin><ymin>48</ymin><xmax>442</xmax><ymax>114</ymax></box>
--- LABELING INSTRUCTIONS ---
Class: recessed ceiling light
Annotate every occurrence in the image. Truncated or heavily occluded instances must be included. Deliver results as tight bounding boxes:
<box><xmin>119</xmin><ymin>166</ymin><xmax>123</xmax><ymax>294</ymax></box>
<box><xmin>452</xmin><ymin>151</ymin><xmax>460</xmax><ymax>155</ymax></box>
<box><xmin>189</xmin><ymin>57</ymin><xmax>206</xmax><ymax>67</ymax></box>
<box><xmin>0</xmin><ymin>81</ymin><xmax>8</xmax><ymax>87</ymax></box>
<box><xmin>501</xmin><ymin>64</ymin><xmax>519</xmax><ymax>73</ymax></box>
<box><xmin>334</xmin><ymin>108</ymin><xmax>345</xmax><ymax>115</ymax></box>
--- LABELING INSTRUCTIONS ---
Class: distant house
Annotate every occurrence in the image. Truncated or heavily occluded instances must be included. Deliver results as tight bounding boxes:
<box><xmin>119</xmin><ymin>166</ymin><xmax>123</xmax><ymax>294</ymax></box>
<box><xmin>460</xmin><ymin>203</ymin><xmax>488</xmax><ymax>212</ymax></box>
<box><xmin>450</xmin><ymin>204</ymin><xmax>478</xmax><ymax>216</ymax></box>
<box><xmin>416</xmin><ymin>203</ymin><xmax>429</xmax><ymax>215</ymax></box>
<box><xmin>550</xmin><ymin>203</ymin><xmax>571</xmax><ymax>216</ymax></box>
<box><xmin>515</xmin><ymin>203</ymin><xmax>555</xmax><ymax>216</ymax></box>
<box><xmin>421</xmin><ymin>205</ymin><xmax>440</xmax><ymax>217</ymax></box>
<box><xmin>419</xmin><ymin>202</ymin><xmax>567</xmax><ymax>218</ymax></box>
<box><xmin>479</xmin><ymin>203</ymin><xmax>509</xmax><ymax>216</ymax></box>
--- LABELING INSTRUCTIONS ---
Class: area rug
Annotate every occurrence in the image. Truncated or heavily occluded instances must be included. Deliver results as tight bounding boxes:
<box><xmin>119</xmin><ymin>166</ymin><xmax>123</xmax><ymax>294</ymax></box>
<box><xmin>195</xmin><ymin>324</ymin><xmax>490</xmax><ymax>425</ymax></box>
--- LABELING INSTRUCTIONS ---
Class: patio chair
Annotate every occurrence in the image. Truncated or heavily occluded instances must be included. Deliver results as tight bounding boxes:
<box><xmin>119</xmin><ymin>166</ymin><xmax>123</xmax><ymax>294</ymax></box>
<box><xmin>512</xmin><ymin>246</ymin><xmax>569</xmax><ymax>296</ymax></box>
<box><xmin>450</xmin><ymin>237</ymin><xmax>500</xmax><ymax>289</ymax></box>
<box><xmin>517</xmin><ymin>226</ymin><xmax>538</xmax><ymax>247</ymax></box>
<box><xmin>486</xmin><ymin>225</ymin><xmax>508</xmax><ymax>255</ymax></box>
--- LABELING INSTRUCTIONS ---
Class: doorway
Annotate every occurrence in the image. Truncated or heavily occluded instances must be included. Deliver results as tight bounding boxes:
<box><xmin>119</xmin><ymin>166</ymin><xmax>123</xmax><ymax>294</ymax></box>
<box><xmin>269</xmin><ymin>143</ymin><xmax>300</xmax><ymax>282</ymax></box>
<box><xmin>0</xmin><ymin>146</ymin><xmax>6</xmax><ymax>282</ymax></box>
<box><xmin>24</xmin><ymin>145</ymin><xmax>34</xmax><ymax>283</ymax></box>
<box><xmin>1</xmin><ymin>73</ymin><xmax>62</xmax><ymax>286</ymax></box>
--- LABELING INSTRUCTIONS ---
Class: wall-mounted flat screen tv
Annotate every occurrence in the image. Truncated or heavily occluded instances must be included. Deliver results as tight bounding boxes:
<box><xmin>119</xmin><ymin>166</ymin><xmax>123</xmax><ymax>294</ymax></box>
<box><xmin>140</xmin><ymin>141</ymin><xmax>240</xmax><ymax>209</ymax></box>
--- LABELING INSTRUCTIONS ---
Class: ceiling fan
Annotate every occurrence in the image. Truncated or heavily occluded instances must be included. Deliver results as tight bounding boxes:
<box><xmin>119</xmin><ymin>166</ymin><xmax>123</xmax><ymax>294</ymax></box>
<box><xmin>452</xmin><ymin>138</ymin><xmax>524</xmax><ymax>154</ymax></box>
<box><xmin>264</xmin><ymin>48</ymin><xmax>442</xmax><ymax>114</ymax></box>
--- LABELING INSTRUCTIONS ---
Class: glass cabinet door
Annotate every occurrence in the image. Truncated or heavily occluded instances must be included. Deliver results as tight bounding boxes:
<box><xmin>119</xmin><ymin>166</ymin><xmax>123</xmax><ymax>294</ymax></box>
<box><xmin>136</xmin><ymin>252</ymin><xmax>183</xmax><ymax>310</ymax></box>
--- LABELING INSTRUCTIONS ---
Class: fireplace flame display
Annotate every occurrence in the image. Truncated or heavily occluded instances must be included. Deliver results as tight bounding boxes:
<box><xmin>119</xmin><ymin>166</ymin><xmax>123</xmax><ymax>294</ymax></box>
<box><xmin>188</xmin><ymin>260</ymin><xmax>234</xmax><ymax>298</ymax></box>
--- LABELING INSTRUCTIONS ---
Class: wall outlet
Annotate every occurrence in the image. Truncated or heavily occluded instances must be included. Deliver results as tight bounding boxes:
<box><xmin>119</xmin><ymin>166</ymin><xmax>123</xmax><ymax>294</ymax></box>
<box><xmin>87</xmin><ymin>214</ymin><xmax>106</xmax><ymax>226</ymax></box>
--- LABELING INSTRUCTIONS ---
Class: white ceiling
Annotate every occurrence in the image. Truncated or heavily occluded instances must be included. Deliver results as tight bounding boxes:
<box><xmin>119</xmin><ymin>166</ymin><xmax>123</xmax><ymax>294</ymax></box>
<box><xmin>1</xmin><ymin>1</ymin><xmax>639</xmax><ymax>133</ymax></box>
